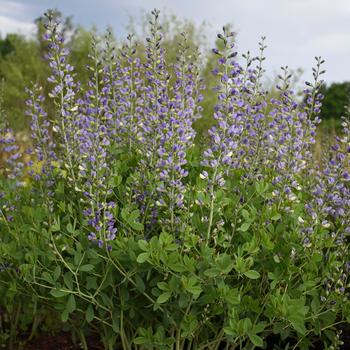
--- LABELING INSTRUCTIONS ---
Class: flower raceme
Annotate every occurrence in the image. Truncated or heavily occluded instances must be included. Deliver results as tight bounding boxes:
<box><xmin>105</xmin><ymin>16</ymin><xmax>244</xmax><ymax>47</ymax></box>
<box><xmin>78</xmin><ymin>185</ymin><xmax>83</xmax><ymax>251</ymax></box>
<box><xmin>17</xmin><ymin>10</ymin><xmax>341</xmax><ymax>250</ymax></box>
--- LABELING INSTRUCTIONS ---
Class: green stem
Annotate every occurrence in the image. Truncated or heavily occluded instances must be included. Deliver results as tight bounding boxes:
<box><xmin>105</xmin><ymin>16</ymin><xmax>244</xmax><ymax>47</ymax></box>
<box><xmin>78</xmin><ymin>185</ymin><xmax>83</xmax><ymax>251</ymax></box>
<box><xmin>79</xmin><ymin>328</ymin><xmax>88</xmax><ymax>350</ymax></box>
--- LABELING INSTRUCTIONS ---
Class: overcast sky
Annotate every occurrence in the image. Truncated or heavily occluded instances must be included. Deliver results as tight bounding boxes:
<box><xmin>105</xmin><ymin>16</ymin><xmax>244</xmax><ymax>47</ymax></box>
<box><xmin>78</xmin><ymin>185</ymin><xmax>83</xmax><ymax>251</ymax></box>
<box><xmin>0</xmin><ymin>0</ymin><xmax>349</xmax><ymax>84</ymax></box>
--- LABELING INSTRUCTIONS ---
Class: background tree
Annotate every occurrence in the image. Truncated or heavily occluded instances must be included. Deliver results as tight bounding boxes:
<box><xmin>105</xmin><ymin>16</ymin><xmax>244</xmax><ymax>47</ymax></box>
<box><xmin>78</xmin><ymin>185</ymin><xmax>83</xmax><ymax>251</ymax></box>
<box><xmin>0</xmin><ymin>34</ymin><xmax>46</xmax><ymax>130</ymax></box>
<box><xmin>0</xmin><ymin>9</ymin><xmax>92</xmax><ymax>130</ymax></box>
<box><xmin>319</xmin><ymin>82</ymin><xmax>350</xmax><ymax>120</ymax></box>
<box><xmin>315</xmin><ymin>82</ymin><xmax>350</xmax><ymax>147</ymax></box>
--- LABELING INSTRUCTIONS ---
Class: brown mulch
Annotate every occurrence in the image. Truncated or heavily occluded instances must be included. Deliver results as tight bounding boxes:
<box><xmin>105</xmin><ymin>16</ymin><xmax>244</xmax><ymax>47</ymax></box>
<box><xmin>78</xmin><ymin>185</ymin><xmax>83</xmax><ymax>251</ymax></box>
<box><xmin>17</xmin><ymin>332</ymin><xmax>102</xmax><ymax>350</ymax></box>
<box><xmin>25</xmin><ymin>333</ymin><xmax>77</xmax><ymax>350</ymax></box>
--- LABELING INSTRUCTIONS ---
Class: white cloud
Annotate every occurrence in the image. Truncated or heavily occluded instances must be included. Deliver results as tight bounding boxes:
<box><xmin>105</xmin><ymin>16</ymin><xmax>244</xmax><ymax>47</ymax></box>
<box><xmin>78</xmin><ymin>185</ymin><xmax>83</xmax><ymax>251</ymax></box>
<box><xmin>0</xmin><ymin>15</ymin><xmax>35</xmax><ymax>37</ymax></box>
<box><xmin>285</xmin><ymin>0</ymin><xmax>350</xmax><ymax>19</ymax></box>
<box><xmin>311</xmin><ymin>32</ymin><xmax>350</xmax><ymax>54</ymax></box>
<box><xmin>0</xmin><ymin>0</ymin><xmax>36</xmax><ymax>37</ymax></box>
<box><xmin>0</xmin><ymin>0</ymin><xmax>26</xmax><ymax>16</ymax></box>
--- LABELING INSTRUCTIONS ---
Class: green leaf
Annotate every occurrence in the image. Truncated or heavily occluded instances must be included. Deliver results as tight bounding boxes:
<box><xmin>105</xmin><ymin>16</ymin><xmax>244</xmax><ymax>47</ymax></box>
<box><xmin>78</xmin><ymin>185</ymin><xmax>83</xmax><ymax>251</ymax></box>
<box><xmin>129</xmin><ymin>209</ymin><xmax>140</xmax><ymax>221</ymax></box>
<box><xmin>86</xmin><ymin>304</ymin><xmax>94</xmax><ymax>323</ymax></box>
<box><xmin>157</xmin><ymin>282</ymin><xmax>169</xmax><ymax>291</ymax></box>
<box><xmin>204</xmin><ymin>268</ymin><xmax>221</xmax><ymax>278</ymax></box>
<box><xmin>66</xmin><ymin>222</ymin><xmax>74</xmax><ymax>234</ymax></box>
<box><xmin>289</xmin><ymin>316</ymin><xmax>307</xmax><ymax>335</ymax></box>
<box><xmin>254</xmin><ymin>322</ymin><xmax>267</xmax><ymax>333</ymax></box>
<box><xmin>156</xmin><ymin>292</ymin><xmax>172</xmax><ymax>304</ymax></box>
<box><xmin>113</xmin><ymin>175</ymin><xmax>122</xmax><ymax>186</ymax></box>
<box><xmin>138</xmin><ymin>240</ymin><xmax>149</xmax><ymax>251</ymax></box>
<box><xmin>267</xmin><ymin>272</ymin><xmax>275</xmax><ymax>280</ymax></box>
<box><xmin>271</xmin><ymin>214</ymin><xmax>281</xmax><ymax>221</ymax></box>
<box><xmin>133</xmin><ymin>337</ymin><xmax>147</xmax><ymax>345</ymax></box>
<box><xmin>135</xmin><ymin>275</ymin><xmax>145</xmax><ymax>293</ymax></box>
<box><xmin>79</xmin><ymin>264</ymin><xmax>94</xmax><ymax>272</ymax></box>
<box><xmin>61</xmin><ymin>309</ymin><xmax>69</xmax><ymax>323</ymax></box>
<box><xmin>51</xmin><ymin>220</ymin><xmax>60</xmax><ymax>232</ymax></box>
<box><xmin>74</xmin><ymin>251</ymin><xmax>82</xmax><ymax>266</ymax></box>
<box><xmin>248</xmin><ymin>333</ymin><xmax>263</xmax><ymax>347</ymax></box>
<box><xmin>64</xmin><ymin>272</ymin><xmax>73</xmax><ymax>290</ymax></box>
<box><xmin>241</xmin><ymin>209</ymin><xmax>250</xmax><ymax>221</ymax></box>
<box><xmin>244</xmin><ymin>270</ymin><xmax>260</xmax><ymax>279</ymax></box>
<box><xmin>122</xmin><ymin>207</ymin><xmax>144</xmax><ymax>231</ymax></box>
<box><xmin>100</xmin><ymin>293</ymin><xmax>113</xmax><ymax>308</ymax></box>
<box><xmin>273</xmin><ymin>255</ymin><xmax>281</xmax><ymax>263</ymax></box>
<box><xmin>311</xmin><ymin>253</ymin><xmax>322</xmax><ymax>263</ymax></box>
<box><xmin>121</xmin><ymin>207</ymin><xmax>128</xmax><ymax>221</ymax></box>
<box><xmin>239</xmin><ymin>222</ymin><xmax>251</xmax><ymax>232</ymax></box>
<box><xmin>223</xmin><ymin>326</ymin><xmax>237</xmax><ymax>337</ymax></box>
<box><xmin>168</xmin><ymin>262</ymin><xmax>186</xmax><ymax>272</ymax></box>
<box><xmin>318</xmin><ymin>311</ymin><xmax>336</xmax><ymax>326</ymax></box>
<box><xmin>112</xmin><ymin>312</ymin><xmax>119</xmax><ymax>332</ymax></box>
<box><xmin>225</xmin><ymin>289</ymin><xmax>241</xmax><ymax>305</ymax></box>
<box><xmin>185</xmin><ymin>285</ymin><xmax>202</xmax><ymax>298</ymax></box>
<box><xmin>67</xmin><ymin>294</ymin><xmax>76</xmax><ymax>313</ymax></box>
<box><xmin>242</xmin><ymin>318</ymin><xmax>252</xmax><ymax>332</ymax></box>
<box><xmin>42</xmin><ymin>272</ymin><xmax>54</xmax><ymax>284</ymax></box>
<box><xmin>285</xmin><ymin>297</ymin><xmax>309</xmax><ymax>335</ymax></box>
<box><xmin>137</xmin><ymin>252</ymin><xmax>150</xmax><ymax>264</ymax></box>
<box><xmin>129</xmin><ymin>221</ymin><xmax>144</xmax><ymax>231</ymax></box>
<box><xmin>50</xmin><ymin>289</ymin><xmax>68</xmax><ymax>298</ymax></box>
<box><xmin>53</xmin><ymin>266</ymin><xmax>61</xmax><ymax>281</ymax></box>
<box><xmin>86</xmin><ymin>276</ymin><xmax>98</xmax><ymax>290</ymax></box>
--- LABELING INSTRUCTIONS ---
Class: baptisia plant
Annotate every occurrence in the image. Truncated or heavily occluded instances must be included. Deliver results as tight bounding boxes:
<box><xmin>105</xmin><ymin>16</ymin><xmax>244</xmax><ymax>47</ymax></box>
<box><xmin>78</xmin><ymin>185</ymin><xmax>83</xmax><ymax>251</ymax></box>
<box><xmin>0</xmin><ymin>9</ymin><xmax>349</xmax><ymax>350</ymax></box>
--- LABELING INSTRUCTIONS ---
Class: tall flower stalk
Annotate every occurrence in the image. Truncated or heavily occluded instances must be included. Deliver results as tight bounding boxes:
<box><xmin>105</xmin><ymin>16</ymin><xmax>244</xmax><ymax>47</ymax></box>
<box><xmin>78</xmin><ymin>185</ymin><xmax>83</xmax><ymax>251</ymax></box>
<box><xmin>78</xmin><ymin>35</ymin><xmax>116</xmax><ymax>248</ymax></box>
<box><xmin>44</xmin><ymin>11</ymin><xmax>80</xmax><ymax>185</ymax></box>
<box><xmin>156</xmin><ymin>32</ymin><xmax>202</xmax><ymax>232</ymax></box>
<box><xmin>201</xmin><ymin>27</ymin><xmax>242</xmax><ymax>242</ymax></box>
<box><xmin>130</xmin><ymin>9</ymin><xmax>172</xmax><ymax>231</ymax></box>
<box><xmin>112</xmin><ymin>33</ymin><xmax>144</xmax><ymax>150</ymax></box>
<box><xmin>266</xmin><ymin>58</ymin><xmax>324</xmax><ymax>201</ymax></box>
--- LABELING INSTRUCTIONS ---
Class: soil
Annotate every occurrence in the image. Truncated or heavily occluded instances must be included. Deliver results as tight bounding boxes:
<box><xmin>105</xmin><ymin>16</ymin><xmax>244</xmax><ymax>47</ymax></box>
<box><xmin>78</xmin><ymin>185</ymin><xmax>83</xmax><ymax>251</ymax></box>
<box><xmin>11</xmin><ymin>332</ymin><xmax>103</xmax><ymax>350</ymax></box>
<box><xmin>339</xmin><ymin>323</ymin><xmax>350</xmax><ymax>349</ymax></box>
<box><xmin>25</xmin><ymin>332</ymin><xmax>78</xmax><ymax>350</ymax></box>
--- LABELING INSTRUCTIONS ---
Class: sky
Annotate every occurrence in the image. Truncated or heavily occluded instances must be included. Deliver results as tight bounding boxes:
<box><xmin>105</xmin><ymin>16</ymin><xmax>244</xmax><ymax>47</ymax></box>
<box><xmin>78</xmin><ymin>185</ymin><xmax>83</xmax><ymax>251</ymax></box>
<box><xmin>0</xmin><ymin>0</ymin><xmax>349</xmax><ymax>84</ymax></box>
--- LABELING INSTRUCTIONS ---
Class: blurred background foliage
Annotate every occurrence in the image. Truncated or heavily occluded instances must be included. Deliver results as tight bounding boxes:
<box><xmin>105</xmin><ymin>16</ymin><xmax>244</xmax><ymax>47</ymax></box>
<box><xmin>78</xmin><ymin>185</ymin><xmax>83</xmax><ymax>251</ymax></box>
<box><xmin>0</xmin><ymin>8</ymin><xmax>349</xmax><ymax>140</ymax></box>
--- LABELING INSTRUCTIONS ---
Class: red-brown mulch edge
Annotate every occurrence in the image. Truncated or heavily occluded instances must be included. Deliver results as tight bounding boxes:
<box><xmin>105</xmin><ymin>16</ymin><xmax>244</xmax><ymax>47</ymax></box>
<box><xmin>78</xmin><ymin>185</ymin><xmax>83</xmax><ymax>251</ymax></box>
<box><xmin>21</xmin><ymin>332</ymin><xmax>102</xmax><ymax>350</ymax></box>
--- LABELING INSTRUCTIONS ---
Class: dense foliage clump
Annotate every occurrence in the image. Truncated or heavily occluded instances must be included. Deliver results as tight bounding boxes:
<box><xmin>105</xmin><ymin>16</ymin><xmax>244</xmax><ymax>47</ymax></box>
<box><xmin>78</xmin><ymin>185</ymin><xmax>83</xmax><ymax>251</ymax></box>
<box><xmin>0</xmin><ymin>10</ymin><xmax>349</xmax><ymax>350</ymax></box>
